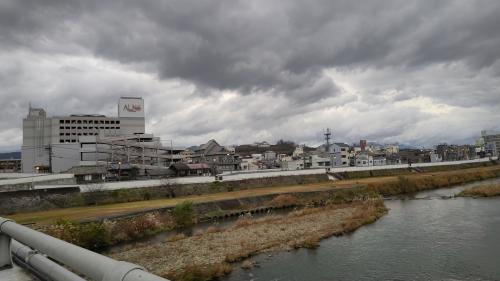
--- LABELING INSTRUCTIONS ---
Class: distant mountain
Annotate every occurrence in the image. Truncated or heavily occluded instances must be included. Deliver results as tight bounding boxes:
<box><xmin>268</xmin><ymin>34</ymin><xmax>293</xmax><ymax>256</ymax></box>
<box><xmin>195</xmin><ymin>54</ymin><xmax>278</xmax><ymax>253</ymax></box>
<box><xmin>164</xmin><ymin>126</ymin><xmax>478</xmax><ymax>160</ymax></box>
<box><xmin>0</xmin><ymin>151</ymin><xmax>21</xmax><ymax>160</ymax></box>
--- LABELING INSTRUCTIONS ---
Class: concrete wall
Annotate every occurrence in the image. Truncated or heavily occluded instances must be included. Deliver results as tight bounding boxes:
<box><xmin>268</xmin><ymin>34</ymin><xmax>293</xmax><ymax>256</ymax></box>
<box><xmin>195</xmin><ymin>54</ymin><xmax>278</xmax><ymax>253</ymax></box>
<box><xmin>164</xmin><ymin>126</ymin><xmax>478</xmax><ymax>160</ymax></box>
<box><xmin>0</xmin><ymin>187</ymin><xmax>80</xmax><ymax>214</ymax></box>
<box><xmin>0</xmin><ymin>173</ymin><xmax>329</xmax><ymax>215</ymax></box>
<box><xmin>0</xmin><ymin>174</ymin><xmax>76</xmax><ymax>192</ymax></box>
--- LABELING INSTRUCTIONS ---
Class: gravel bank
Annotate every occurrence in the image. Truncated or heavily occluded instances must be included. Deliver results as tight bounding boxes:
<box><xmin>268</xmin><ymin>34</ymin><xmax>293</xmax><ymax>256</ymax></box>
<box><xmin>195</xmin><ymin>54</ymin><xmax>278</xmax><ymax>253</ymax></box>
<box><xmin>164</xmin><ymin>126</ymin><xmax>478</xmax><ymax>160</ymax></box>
<box><xmin>109</xmin><ymin>200</ymin><xmax>386</xmax><ymax>279</ymax></box>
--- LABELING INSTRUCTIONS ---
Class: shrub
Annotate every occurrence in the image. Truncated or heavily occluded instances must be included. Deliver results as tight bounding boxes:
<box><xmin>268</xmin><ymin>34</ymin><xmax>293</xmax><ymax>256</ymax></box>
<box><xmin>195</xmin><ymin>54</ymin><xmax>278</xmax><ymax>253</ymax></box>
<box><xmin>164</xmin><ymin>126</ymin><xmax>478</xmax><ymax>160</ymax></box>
<box><xmin>173</xmin><ymin>201</ymin><xmax>196</xmax><ymax>228</ymax></box>
<box><xmin>47</xmin><ymin>219</ymin><xmax>110</xmax><ymax>251</ymax></box>
<box><xmin>301</xmin><ymin>234</ymin><xmax>321</xmax><ymax>249</ymax></box>
<box><xmin>233</xmin><ymin>217</ymin><xmax>253</xmax><ymax>228</ymax></box>
<box><xmin>78</xmin><ymin>222</ymin><xmax>110</xmax><ymax>250</ymax></box>
<box><xmin>268</xmin><ymin>194</ymin><xmax>299</xmax><ymax>207</ymax></box>
<box><xmin>167</xmin><ymin>263</ymin><xmax>232</xmax><ymax>281</ymax></box>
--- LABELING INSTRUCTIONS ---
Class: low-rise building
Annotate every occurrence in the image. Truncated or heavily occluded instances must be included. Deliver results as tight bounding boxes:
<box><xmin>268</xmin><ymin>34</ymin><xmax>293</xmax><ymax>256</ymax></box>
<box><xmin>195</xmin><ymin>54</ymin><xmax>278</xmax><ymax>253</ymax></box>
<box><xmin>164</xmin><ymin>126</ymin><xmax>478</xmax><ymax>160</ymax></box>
<box><xmin>0</xmin><ymin>158</ymin><xmax>21</xmax><ymax>173</ymax></box>
<box><xmin>281</xmin><ymin>159</ymin><xmax>305</xmax><ymax>170</ymax></box>
<box><xmin>481</xmin><ymin>130</ymin><xmax>500</xmax><ymax>157</ymax></box>
<box><xmin>191</xmin><ymin>139</ymin><xmax>241</xmax><ymax>173</ymax></box>
<box><xmin>355</xmin><ymin>152</ymin><xmax>373</xmax><ymax>167</ymax></box>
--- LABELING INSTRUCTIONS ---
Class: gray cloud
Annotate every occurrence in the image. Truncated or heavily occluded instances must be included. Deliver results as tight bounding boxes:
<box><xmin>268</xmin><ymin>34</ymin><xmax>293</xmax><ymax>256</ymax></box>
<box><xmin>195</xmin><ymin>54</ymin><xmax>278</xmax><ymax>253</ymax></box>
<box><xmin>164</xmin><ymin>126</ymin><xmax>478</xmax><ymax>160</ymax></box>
<box><xmin>1</xmin><ymin>0</ymin><xmax>500</xmax><ymax>151</ymax></box>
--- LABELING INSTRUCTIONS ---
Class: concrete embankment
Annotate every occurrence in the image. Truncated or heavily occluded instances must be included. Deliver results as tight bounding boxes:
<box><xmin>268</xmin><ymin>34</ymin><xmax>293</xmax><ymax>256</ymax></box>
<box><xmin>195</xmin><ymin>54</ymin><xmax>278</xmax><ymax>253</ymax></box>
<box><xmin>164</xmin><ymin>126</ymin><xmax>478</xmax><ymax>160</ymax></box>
<box><xmin>0</xmin><ymin>173</ymin><xmax>328</xmax><ymax>214</ymax></box>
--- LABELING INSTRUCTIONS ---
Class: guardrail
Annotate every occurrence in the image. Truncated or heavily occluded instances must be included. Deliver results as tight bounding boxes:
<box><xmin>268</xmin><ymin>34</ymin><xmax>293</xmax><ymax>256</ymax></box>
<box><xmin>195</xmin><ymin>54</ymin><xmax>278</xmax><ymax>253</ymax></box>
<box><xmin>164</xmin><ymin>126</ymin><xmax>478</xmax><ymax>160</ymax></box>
<box><xmin>0</xmin><ymin>217</ymin><xmax>169</xmax><ymax>281</ymax></box>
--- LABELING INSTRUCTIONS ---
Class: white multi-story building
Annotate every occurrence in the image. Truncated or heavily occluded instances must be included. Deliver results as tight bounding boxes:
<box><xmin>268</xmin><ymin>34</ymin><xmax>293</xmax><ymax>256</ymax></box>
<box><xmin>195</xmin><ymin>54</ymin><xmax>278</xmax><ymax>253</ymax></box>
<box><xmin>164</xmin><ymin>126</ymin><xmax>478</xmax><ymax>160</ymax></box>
<box><xmin>482</xmin><ymin>130</ymin><xmax>500</xmax><ymax>157</ymax></box>
<box><xmin>21</xmin><ymin>97</ymin><xmax>173</xmax><ymax>173</ymax></box>
<box><xmin>330</xmin><ymin>143</ymin><xmax>350</xmax><ymax>167</ymax></box>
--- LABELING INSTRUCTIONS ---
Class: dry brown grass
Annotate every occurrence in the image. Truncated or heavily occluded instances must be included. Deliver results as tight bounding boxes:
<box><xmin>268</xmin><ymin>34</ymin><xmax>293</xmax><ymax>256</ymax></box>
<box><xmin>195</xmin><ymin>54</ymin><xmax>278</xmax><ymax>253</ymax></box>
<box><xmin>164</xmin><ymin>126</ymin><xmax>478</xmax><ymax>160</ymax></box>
<box><xmin>366</xmin><ymin>168</ymin><xmax>500</xmax><ymax>196</ymax></box>
<box><xmin>268</xmin><ymin>194</ymin><xmax>300</xmax><ymax>207</ymax></box>
<box><xmin>457</xmin><ymin>184</ymin><xmax>500</xmax><ymax>197</ymax></box>
<box><xmin>300</xmin><ymin>234</ymin><xmax>321</xmax><ymax>249</ymax></box>
<box><xmin>205</xmin><ymin>226</ymin><xmax>225</xmax><ymax>234</ymax></box>
<box><xmin>165</xmin><ymin>233</ymin><xmax>186</xmax><ymax>242</ymax></box>
<box><xmin>233</xmin><ymin>217</ymin><xmax>254</xmax><ymax>228</ymax></box>
<box><xmin>165</xmin><ymin>263</ymin><xmax>232</xmax><ymax>281</ymax></box>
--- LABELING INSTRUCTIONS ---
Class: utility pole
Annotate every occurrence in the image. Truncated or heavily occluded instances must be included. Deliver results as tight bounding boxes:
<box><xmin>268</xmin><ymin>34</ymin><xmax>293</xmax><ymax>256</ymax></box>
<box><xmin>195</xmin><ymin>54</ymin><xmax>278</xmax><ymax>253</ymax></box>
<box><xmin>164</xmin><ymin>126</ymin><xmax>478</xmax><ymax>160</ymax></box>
<box><xmin>47</xmin><ymin>144</ymin><xmax>52</xmax><ymax>173</ymax></box>
<box><xmin>324</xmin><ymin>128</ymin><xmax>332</xmax><ymax>153</ymax></box>
<box><xmin>170</xmin><ymin>139</ymin><xmax>174</xmax><ymax>166</ymax></box>
<box><xmin>325</xmin><ymin>128</ymin><xmax>333</xmax><ymax>169</ymax></box>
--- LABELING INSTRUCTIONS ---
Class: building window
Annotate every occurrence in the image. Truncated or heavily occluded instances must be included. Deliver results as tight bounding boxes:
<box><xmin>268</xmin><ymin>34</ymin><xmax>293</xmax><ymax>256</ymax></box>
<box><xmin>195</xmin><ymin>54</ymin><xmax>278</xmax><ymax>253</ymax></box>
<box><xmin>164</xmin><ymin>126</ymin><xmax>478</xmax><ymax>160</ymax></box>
<box><xmin>105</xmin><ymin>120</ymin><xmax>109</xmax><ymax>124</ymax></box>
<box><xmin>77</xmin><ymin>120</ymin><xmax>82</xmax><ymax>124</ymax></box>
<box><xmin>59</xmin><ymin>120</ymin><xmax>64</xmax><ymax>124</ymax></box>
<box><xmin>84</xmin><ymin>175</ymin><xmax>92</xmax><ymax>181</ymax></box>
<box><xmin>116</xmin><ymin>121</ymin><xmax>120</xmax><ymax>124</ymax></box>
<box><xmin>59</xmin><ymin>126</ymin><xmax>64</xmax><ymax>129</ymax></box>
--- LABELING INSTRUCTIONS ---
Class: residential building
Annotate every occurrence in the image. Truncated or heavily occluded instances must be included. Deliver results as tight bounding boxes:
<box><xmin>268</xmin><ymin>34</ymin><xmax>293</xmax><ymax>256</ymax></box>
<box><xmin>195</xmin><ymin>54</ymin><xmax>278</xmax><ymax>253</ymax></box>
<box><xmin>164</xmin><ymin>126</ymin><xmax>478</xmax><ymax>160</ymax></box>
<box><xmin>281</xmin><ymin>159</ymin><xmax>305</xmax><ymax>170</ymax></box>
<box><xmin>240</xmin><ymin>157</ymin><xmax>260</xmax><ymax>171</ymax></box>
<box><xmin>384</xmin><ymin>144</ymin><xmax>399</xmax><ymax>155</ymax></box>
<box><xmin>0</xmin><ymin>158</ymin><xmax>21</xmax><ymax>173</ymax></box>
<box><xmin>329</xmin><ymin>143</ymin><xmax>350</xmax><ymax>167</ymax></box>
<box><xmin>372</xmin><ymin>154</ymin><xmax>387</xmax><ymax>166</ymax></box>
<box><xmin>292</xmin><ymin>145</ymin><xmax>305</xmax><ymax>158</ymax></box>
<box><xmin>191</xmin><ymin>139</ymin><xmax>241</xmax><ymax>173</ymax></box>
<box><xmin>305</xmin><ymin>153</ymin><xmax>330</xmax><ymax>169</ymax></box>
<box><xmin>481</xmin><ymin>130</ymin><xmax>500</xmax><ymax>157</ymax></box>
<box><xmin>355</xmin><ymin>152</ymin><xmax>373</xmax><ymax>167</ymax></box>
<box><xmin>398</xmin><ymin>149</ymin><xmax>430</xmax><ymax>164</ymax></box>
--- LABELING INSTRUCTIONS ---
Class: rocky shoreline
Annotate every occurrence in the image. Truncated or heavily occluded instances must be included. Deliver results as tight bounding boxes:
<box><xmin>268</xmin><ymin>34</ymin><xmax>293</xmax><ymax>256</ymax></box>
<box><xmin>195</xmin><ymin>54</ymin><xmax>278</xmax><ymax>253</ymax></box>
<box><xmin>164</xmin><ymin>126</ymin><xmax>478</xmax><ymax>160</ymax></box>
<box><xmin>108</xmin><ymin>199</ymin><xmax>387</xmax><ymax>280</ymax></box>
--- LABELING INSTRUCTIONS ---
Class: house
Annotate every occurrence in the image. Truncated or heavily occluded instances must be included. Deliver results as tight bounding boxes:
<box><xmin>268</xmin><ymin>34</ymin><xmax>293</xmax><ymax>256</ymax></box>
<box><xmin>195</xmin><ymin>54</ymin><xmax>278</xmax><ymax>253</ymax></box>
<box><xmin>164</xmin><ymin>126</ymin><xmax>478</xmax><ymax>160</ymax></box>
<box><xmin>372</xmin><ymin>154</ymin><xmax>386</xmax><ymax>166</ymax></box>
<box><xmin>292</xmin><ymin>145</ymin><xmax>305</xmax><ymax>158</ymax></box>
<box><xmin>186</xmin><ymin>163</ymin><xmax>212</xmax><ymax>176</ymax></box>
<box><xmin>305</xmin><ymin>153</ymin><xmax>331</xmax><ymax>169</ymax></box>
<box><xmin>65</xmin><ymin>165</ymin><xmax>107</xmax><ymax>183</ymax></box>
<box><xmin>281</xmin><ymin>159</ymin><xmax>305</xmax><ymax>170</ymax></box>
<box><xmin>191</xmin><ymin>139</ymin><xmax>241</xmax><ymax>173</ymax></box>
<box><xmin>398</xmin><ymin>149</ymin><xmax>430</xmax><ymax>164</ymax></box>
<box><xmin>355</xmin><ymin>152</ymin><xmax>373</xmax><ymax>167</ymax></box>
<box><xmin>330</xmin><ymin>143</ymin><xmax>350</xmax><ymax>167</ymax></box>
<box><xmin>169</xmin><ymin>163</ymin><xmax>190</xmax><ymax>177</ymax></box>
<box><xmin>241</xmin><ymin>157</ymin><xmax>260</xmax><ymax>171</ymax></box>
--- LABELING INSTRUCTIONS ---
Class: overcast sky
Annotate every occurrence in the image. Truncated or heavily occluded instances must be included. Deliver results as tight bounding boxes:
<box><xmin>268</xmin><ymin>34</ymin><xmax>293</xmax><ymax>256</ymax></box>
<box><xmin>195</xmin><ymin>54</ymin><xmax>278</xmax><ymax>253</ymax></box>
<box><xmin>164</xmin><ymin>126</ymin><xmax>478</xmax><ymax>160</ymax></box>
<box><xmin>1</xmin><ymin>0</ymin><xmax>500</xmax><ymax>151</ymax></box>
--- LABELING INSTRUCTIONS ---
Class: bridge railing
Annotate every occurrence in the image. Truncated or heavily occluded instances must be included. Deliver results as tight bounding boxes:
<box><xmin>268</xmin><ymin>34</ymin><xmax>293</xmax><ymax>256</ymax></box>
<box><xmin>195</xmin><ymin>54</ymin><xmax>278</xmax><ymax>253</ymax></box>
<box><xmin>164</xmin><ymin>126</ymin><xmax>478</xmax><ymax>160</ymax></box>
<box><xmin>0</xmin><ymin>217</ymin><xmax>169</xmax><ymax>281</ymax></box>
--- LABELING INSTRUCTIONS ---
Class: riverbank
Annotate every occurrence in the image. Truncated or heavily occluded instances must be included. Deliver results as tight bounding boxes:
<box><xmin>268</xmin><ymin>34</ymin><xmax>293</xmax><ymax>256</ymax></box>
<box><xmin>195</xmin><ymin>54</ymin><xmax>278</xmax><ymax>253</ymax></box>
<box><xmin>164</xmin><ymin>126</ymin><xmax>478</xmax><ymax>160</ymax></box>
<box><xmin>7</xmin><ymin>164</ymin><xmax>500</xmax><ymax>225</ymax></box>
<box><xmin>457</xmin><ymin>183</ymin><xmax>500</xmax><ymax>197</ymax></box>
<box><xmin>108</xmin><ymin>199</ymin><xmax>387</xmax><ymax>280</ymax></box>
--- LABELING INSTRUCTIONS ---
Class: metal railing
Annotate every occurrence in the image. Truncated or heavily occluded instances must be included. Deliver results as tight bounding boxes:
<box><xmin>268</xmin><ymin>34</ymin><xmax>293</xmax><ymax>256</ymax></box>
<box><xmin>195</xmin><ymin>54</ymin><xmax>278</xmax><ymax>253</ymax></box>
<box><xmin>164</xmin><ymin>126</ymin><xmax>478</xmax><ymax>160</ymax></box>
<box><xmin>0</xmin><ymin>217</ymin><xmax>169</xmax><ymax>281</ymax></box>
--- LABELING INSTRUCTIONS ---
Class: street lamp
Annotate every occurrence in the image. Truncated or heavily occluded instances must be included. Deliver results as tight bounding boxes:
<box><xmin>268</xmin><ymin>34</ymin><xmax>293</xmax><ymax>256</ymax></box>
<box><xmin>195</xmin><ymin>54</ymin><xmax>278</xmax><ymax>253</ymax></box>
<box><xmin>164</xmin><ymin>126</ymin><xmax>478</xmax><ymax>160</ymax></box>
<box><xmin>118</xmin><ymin>161</ymin><xmax>122</xmax><ymax>181</ymax></box>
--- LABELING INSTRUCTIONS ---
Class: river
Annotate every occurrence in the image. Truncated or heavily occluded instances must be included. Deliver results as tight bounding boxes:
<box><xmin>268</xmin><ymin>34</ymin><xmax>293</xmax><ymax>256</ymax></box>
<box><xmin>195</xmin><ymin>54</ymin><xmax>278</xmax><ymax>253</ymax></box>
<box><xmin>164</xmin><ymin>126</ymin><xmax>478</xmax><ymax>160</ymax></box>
<box><xmin>224</xmin><ymin>178</ymin><xmax>500</xmax><ymax>281</ymax></box>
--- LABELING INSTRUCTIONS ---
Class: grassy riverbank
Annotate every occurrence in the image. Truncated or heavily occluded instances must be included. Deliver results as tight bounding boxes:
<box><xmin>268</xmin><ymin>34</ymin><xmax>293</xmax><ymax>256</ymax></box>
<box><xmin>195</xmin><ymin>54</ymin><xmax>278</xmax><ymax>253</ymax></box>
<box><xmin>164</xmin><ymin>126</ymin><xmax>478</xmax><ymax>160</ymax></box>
<box><xmin>457</xmin><ymin>183</ymin><xmax>500</xmax><ymax>197</ymax></box>
<box><xmin>366</xmin><ymin>167</ymin><xmax>500</xmax><ymax>196</ymax></box>
<box><xmin>8</xmin><ymin>164</ymin><xmax>500</xmax><ymax>225</ymax></box>
<box><xmin>108</xmin><ymin>199</ymin><xmax>387</xmax><ymax>281</ymax></box>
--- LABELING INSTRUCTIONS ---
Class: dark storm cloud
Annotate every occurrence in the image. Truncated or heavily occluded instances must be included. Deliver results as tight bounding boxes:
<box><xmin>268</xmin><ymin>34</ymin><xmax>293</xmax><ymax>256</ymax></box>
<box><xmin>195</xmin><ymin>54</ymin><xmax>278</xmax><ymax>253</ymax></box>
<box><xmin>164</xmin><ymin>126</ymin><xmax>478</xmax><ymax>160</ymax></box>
<box><xmin>1</xmin><ymin>0</ymin><xmax>500</xmax><ymax>150</ymax></box>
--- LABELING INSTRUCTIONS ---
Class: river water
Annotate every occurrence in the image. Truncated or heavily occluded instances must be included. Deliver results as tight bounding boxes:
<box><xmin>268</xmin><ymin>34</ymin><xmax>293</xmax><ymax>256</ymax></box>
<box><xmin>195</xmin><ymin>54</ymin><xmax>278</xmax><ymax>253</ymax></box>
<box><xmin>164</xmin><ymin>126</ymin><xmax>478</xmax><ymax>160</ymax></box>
<box><xmin>225</xmin><ymin>178</ymin><xmax>500</xmax><ymax>281</ymax></box>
